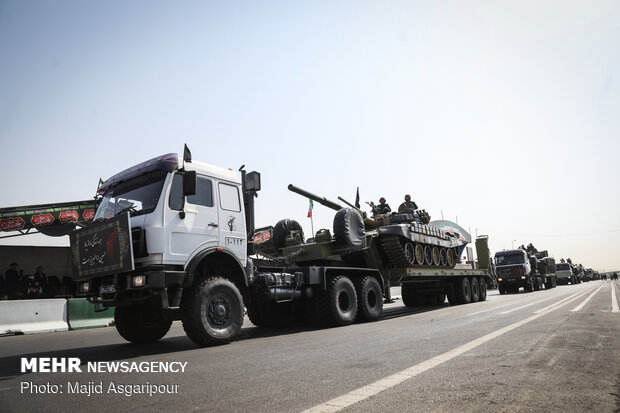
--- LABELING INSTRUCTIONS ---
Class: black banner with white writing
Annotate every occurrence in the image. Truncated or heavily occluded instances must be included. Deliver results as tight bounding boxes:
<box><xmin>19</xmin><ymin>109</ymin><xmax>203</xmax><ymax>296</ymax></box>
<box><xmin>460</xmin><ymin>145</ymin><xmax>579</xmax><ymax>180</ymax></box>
<box><xmin>70</xmin><ymin>213</ymin><xmax>134</xmax><ymax>279</ymax></box>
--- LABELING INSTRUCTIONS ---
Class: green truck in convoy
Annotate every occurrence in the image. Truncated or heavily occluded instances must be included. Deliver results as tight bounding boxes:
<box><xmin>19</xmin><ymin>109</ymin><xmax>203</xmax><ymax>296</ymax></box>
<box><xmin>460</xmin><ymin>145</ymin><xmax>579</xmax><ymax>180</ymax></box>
<box><xmin>71</xmin><ymin>148</ymin><xmax>493</xmax><ymax>346</ymax></box>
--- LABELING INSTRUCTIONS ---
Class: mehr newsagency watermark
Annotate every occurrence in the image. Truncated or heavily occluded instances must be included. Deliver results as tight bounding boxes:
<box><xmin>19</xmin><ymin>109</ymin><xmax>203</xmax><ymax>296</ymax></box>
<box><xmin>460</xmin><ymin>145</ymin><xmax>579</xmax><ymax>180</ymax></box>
<box><xmin>19</xmin><ymin>357</ymin><xmax>184</xmax><ymax>397</ymax></box>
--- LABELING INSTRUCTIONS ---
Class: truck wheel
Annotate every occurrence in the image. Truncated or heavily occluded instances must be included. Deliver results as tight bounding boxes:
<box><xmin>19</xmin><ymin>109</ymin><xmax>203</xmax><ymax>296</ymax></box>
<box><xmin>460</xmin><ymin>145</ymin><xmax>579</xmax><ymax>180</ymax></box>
<box><xmin>181</xmin><ymin>277</ymin><xmax>244</xmax><ymax>347</ymax></box>
<box><xmin>436</xmin><ymin>292</ymin><xmax>446</xmax><ymax>304</ymax></box>
<box><xmin>355</xmin><ymin>276</ymin><xmax>383</xmax><ymax>322</ymax></box>
<box><xmin>114</xmin><ymin>305</ymin><xmax>171</xmax><ymax>344</ymax></box>
<box><xmin>525</xmin><ymin>278</ymin><xmax>534</xmax><ymax>293</ymax></box>
<box><xmin>470</xmin><ymin>277</ymin><xmax>480</xmax><ymax>302</ymax></box>
<box><xmin>454</xmin><ymin>277</ymin><xmax>471</xmax><ymax>305</ymax></box>
<box><xmin>498</xmin><ymin>286</ymin><xmax>506</xmax><ymax>295</ymax></box>
<box><xmin>402</xmin><ymin>285</ymin><xmax>416</xmax><ymax>307</ymax></box>
<box><xmin>326</xmin><ymin>276</ymin><xmax>358</xmax><ymax>326</ymax></box>
<box><xmin>478</xmin><ymin>277</ymin><xmax>487</xmax><ymax>301</ymax></box>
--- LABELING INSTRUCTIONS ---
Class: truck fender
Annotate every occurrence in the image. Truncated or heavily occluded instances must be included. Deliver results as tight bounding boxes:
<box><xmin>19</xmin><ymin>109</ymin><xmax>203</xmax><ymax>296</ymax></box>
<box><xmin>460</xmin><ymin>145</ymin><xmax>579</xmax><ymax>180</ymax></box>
<box><xmin>184</xmin><ymin>247</ymin><xmax>249</xmax><ymax>292</ymax></box>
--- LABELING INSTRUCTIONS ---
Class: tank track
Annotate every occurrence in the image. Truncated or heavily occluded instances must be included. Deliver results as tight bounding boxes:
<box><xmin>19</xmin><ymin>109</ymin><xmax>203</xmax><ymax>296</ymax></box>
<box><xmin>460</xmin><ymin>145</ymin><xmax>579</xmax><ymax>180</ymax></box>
<box><xmin>378</xmin><ymin>236</ymin><xmax>411</xmax><ymax>268</ymax></box>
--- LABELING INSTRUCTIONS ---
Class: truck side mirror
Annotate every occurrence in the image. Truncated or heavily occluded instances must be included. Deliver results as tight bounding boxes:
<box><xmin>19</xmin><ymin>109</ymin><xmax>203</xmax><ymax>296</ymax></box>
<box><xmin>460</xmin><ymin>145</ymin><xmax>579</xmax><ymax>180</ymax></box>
<box><xmin>183</xmin><ymin>171</ymin><xmax>197</xmax><ymax>196</ymax></box>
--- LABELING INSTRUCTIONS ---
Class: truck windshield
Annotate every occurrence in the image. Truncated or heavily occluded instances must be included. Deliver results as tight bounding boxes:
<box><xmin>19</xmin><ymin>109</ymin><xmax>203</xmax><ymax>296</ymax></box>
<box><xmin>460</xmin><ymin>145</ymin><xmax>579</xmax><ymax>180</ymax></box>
<box><xmin>556</xmin><ymin>263</ymin><xmax>570</xmax><ymax>271</ymax></box>
<box><xmin>495</xmin><ymin>254</ymin><xmax>524</xmax><ymax>265</ymax></box>
<box><xmin>94</xmin><ymin>178</ymin><xmax>165</xmax><ymax>220</ymax></box>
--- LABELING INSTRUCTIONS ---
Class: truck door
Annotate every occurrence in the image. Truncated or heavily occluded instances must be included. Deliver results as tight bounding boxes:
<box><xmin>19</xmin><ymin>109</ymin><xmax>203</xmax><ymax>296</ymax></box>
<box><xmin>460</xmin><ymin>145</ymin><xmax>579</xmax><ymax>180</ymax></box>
<box><xmin>164</xmin><ymin>172</ymin><xmax>219</xmax><ymax>264</ymax></box>
<box><xmin>216</xmin><ymin>181</ymin><xmax>246</xmax><ymax>263</ymax></box>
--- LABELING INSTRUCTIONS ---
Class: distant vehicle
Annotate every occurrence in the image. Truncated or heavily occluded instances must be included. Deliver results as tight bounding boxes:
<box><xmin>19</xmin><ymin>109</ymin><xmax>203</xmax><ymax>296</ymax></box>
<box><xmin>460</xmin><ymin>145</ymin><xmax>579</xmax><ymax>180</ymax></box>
<box><xmin>555</xmin><ymin>262</ymin><xmax>574</xmax><ymax>285</ymax></box>
<box><xmin>494</xmin><ymin>245</ymin><xmax>557</xmax><ymax>294</ymax></box>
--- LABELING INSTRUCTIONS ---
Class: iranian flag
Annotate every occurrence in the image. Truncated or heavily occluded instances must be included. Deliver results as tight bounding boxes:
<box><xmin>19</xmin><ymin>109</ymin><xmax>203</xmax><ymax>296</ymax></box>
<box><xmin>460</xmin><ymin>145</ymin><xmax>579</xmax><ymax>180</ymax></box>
<box><xmin>307</xmin><ymin>199</ymin><xmax>313</xmax><ymax>218</ymax></box>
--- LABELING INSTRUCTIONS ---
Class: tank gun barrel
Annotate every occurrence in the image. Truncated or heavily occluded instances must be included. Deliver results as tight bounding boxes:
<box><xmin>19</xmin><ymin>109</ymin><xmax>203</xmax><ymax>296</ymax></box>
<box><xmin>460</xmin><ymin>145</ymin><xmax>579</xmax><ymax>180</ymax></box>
<box><xmin>288</xmin><ymin>184</ymin><xmax>342</xmax><ymax>211</ymax></box>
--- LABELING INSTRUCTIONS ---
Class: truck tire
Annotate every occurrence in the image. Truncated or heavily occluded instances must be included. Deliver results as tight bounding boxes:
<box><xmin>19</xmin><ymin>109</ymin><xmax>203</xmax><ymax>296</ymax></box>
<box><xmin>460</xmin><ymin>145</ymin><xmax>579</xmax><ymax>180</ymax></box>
<box><xmin>478</xmin><ymin>277</ymin><xmax>487</xmax><ymax>301</ymax></box>
<box><xmin>498</xmin><ymin>286</ymin><xmax>506</xmax><ymax>295</ymax></box>
<box><xmin>402</xmin><ymin>285</ymin><xmax>416</xmax><ymax>307</ymax></box>
<box><xmin>325</xmin><ymin>276</ymin><xmax>358</xmax><ymax>326</ymax></box>
<box><xmin>355</xmin><ymin>276</ymin><xmax>383</xmax><ymax>322</ymax></box>
<box><xmin>449</xmin><ymin>277</ymin><xmax>471</xmax><ymax>305</ymax></box>
<box><xmin>114</xmin><ymin>305</ymin><xmax>172</xmax><ymax>344</ymax></box>
<box><xmin>525</xmin><ymin>277</ymin><xmax>534</xmax><ymax>293</ymax></box>
<box><xmin>459</xmin><ymin>277</ymin><xmax>472</xmax><ymax>304</ymax></box>
<box><xmin>470</xmin><ymin>277</ymin><xmax>480</xmax><ymax>302</ymax></box>
<box><xmin>181</xmin><ymin>277</ymin><xmax>244</xmax><ymax>347</ymax></box>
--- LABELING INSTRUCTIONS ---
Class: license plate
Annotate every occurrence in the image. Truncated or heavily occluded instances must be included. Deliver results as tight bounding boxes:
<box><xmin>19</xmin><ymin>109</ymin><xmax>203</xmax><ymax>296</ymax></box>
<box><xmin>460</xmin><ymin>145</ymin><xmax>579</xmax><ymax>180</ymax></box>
<box><xmin>99</xmin><ymin>284</ymin><xmax>117</xmax><ymax>295</ymax></box>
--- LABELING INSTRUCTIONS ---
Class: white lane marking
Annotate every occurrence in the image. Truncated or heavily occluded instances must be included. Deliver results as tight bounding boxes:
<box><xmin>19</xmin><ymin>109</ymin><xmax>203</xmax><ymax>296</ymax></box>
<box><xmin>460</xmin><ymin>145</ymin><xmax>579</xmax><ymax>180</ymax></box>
<box><xmin>466</xmin><ymin>299</ymin><xmax>523</xmax><ymax>316</ymax></box>
<box><xmin>571</xmin><ymin>282</ymin><xmax>605</xmax><ymax>312</ymax></box>
<box><xmin>300</xmin><ymin>285</ymin><xmax>593</xmax><ymax>413</ymax></box>
<box><xmin>612</xmin><ymin>282</ymin><xmax>619</xmax><ymax>313</ymax></box>
<box><xmin>533</xmin><ymin>285</ymin><xmax>598</xmax><ymax>314</ymax></box>
<box><xmin>499</xmin><ymin>296</ymin><xmax>555</xmax><ymax>315</ymax></box>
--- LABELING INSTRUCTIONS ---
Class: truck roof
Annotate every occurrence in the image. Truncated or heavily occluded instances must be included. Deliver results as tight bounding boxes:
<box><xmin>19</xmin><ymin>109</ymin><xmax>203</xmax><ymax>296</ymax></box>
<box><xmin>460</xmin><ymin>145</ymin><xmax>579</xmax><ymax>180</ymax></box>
<box><xmin>98</xmin><ymin>153</ymin><xmax>240</xmax><ymax>196</ymax></box>
<box><xmin>185</xmin><ymin>160</ymin><xmax>240</xmax><ymax>184</ymax></box>
<box><xmin>495</xmin><ymin>249</ymin><xmax>525</xmax><ymax>256</ymax></box>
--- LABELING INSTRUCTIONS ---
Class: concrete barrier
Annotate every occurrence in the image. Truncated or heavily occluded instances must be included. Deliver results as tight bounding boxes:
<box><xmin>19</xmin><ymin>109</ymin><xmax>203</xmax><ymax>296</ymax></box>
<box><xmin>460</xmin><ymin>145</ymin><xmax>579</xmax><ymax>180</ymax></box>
<box><xmin>67</xmin><ymin>298</ymin><xmax>114</xmax><ymax>330</ymax></box>
<box><xmin>0</xmin><ymin>299</ymin><xmax>69</xmax><ymax>334</ymax></box>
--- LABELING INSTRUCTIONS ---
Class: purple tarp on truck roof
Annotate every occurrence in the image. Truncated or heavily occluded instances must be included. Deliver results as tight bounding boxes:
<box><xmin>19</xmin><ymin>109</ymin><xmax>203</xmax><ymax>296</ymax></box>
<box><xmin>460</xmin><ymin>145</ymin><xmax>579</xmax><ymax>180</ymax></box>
<box><xmin>98</xmin><ymin>153</ymin><xmax>179</xmax><ymax>195</ymax></box>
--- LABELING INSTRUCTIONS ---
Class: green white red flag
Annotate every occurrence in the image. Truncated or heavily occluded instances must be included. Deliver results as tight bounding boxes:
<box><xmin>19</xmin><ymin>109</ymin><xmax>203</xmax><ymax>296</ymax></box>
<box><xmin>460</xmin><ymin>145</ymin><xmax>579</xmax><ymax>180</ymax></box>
<box><xmin>307</xmin><ymin>199</ymin><xmax>313</xmax><ymax>218</ymax></box>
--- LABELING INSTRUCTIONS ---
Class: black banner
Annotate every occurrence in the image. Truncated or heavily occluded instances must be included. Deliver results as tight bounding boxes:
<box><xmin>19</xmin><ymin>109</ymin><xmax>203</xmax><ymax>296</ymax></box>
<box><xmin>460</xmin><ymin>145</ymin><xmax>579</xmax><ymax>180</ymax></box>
<box><xmin>0</xmin><ymin>200</ymin><xmax>98</xmax><ymax>232</ymax></box>
<box><xmin>70</xmin><ymin>213</ymin><xmax>134</xmax><ymax>279</ymax></box>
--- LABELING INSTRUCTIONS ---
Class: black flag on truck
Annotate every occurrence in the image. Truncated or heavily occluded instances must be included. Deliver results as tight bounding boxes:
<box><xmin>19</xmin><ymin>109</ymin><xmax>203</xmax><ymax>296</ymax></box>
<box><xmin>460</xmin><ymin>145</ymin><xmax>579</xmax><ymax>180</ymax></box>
<box><xmin>183</xmin><ymin>144</ymin><xmax>192</xmax><ymax>163</ymax></box>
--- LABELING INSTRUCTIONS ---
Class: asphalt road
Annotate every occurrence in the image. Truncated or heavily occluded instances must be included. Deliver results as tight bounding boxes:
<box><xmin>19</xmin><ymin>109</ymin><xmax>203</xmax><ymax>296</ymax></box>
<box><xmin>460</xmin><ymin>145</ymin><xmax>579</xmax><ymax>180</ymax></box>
<box><xmin>1</xmin><ymin>280</ymin><xmax>618</xmax><ymax>413</ymax></box>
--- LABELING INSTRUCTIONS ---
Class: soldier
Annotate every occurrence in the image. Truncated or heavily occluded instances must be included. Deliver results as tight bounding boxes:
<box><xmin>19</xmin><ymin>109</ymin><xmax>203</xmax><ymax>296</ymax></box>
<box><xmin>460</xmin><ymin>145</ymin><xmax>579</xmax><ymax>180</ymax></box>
<box><xmin>376</xmin><ymin>197</ymin><xmax>391</xmax><ymax>214</ymax></box>
<box><xmin>398</xmin><ymin>194</ymin><xmax>418</xmax><ymax>213</ymax></box>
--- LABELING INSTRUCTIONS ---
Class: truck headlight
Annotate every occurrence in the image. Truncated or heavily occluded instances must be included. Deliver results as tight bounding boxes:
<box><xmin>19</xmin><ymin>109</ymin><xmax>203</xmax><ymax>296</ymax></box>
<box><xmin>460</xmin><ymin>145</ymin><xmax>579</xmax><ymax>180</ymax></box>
<box><xmin>497</xmin><ymin>278</ymin><xmax>503</xmax><ymax>282</ymax></box>
<box><xmin>79</xmin><ymin>282</ymin><xmax>90</xmax><ymax>293</ymax></box>
<box><xmin>521</xmin><ymin>276</ymin><xmax>526</xmax><ymax>280</ymax></box>
<box><xmin>132</xmin><ymin>275</ymin><xmax>146</xmax><ymax>287</ymax></box>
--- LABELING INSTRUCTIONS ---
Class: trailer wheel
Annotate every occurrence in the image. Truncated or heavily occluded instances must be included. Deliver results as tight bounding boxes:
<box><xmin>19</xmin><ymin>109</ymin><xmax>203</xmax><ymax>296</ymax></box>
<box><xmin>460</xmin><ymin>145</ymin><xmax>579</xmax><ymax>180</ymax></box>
<box><xmin>114</xmin><ymin>305</ymin><xmax>172</xmax><ymax>344</ymax></box>
<box><xmin>456</xmin><ymin>277</ymin><xmax>471</xmax><ymax>304</ymax></box>
<box><xmin>355</xmin><ymin>276</ymin><xmax>383</xmax><ymax>322</ymax></box>
<box><xmin>402</xmin><ymin>285</ymin><xmax>416</xmax><ymax>307</ymax></box>
<box><xmin>181</xmin><ymin>277</ymin><xmax>244</xmax><ymax>347</ymax></box>
<box><xmin>325</xmin><ymin>276</ymin><xmax>358</xmax><ymax>326</ymax></box>
<box><xmin>525</xmin><ymin>277</ymin><xmax>534</xmax><ymax>293</ymax></box>
<box><xmin>478</xmin><ymin>277</ymin><xmax>487</xmax><ymax>301</ymax></box>
<box><xmin>470</xmin><ymin>277</ymin><xmax>480</xmax><ymax>303</ymax></box>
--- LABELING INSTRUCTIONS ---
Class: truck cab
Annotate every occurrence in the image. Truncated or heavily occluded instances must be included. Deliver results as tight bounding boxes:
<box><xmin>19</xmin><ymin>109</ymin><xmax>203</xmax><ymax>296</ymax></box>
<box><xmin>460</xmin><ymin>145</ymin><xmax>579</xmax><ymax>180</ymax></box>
<box><xmin>494</xmin><ymin>249</ymin><xmax>533</xmax><ymax>294</ymax></box>
<box><xmin>555</xmin><ymin>262</ymin><xmax>573</xmax><ymax>285</ymax></box>
<box><xmin>73</xmin><ymin>152</ymin><xmax>260</xmax><ymax>346</ymax></box>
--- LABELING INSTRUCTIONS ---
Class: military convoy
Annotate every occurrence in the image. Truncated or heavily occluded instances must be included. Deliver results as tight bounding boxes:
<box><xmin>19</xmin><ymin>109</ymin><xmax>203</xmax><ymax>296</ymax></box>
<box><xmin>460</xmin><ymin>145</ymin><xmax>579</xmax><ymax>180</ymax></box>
<box><xmin>494</xmin><ymin>244</ymin><xmax>557</xmax><ymax>294</ymax></box>
<box><xmin>68</xmin><ymin>149</ymin><xmax>493</xmax><ymax>346</ymax></box>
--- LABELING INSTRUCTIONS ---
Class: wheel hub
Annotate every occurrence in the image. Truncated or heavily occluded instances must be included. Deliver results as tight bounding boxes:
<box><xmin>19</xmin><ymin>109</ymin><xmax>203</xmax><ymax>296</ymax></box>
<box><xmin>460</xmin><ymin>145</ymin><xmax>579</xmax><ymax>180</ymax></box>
<box><xmin>208</xmin><ymin>295</ymin><xmax>231</xmax><ymax>326</ymax></box>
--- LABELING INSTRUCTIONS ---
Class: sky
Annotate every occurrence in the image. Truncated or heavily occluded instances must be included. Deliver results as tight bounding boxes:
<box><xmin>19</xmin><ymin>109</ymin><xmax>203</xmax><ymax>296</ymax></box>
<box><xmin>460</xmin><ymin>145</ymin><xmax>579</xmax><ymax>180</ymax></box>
<box><xmin>1</xmin><ymin>1</ymin><xmax>619</xmax><ymax>272</ymax></box>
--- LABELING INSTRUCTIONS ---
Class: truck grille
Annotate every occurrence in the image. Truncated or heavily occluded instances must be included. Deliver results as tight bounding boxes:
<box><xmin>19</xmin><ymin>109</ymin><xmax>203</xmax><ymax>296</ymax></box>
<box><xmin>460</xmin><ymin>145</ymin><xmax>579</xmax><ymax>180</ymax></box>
<box><xmin>132</xmin><ymin>227</ymin><xmax>148</xmax><ymax>258</ymax></box>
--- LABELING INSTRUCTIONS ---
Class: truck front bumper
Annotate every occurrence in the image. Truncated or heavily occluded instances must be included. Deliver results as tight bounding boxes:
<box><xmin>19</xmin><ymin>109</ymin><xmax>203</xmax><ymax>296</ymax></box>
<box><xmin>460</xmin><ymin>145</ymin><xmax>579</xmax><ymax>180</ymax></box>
<box><xmin>77</xmin><ymin>266</ymin><xmax>186</xmax><ymax>309</ymax></box>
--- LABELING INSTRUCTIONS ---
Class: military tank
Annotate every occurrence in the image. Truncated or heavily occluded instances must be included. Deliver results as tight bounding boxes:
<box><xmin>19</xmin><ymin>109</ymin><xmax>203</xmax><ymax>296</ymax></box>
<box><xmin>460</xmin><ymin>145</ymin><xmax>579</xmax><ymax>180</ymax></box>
<box><xmin>252</xmin><ymin>185</ymin><xmax>468</xmax><ymax>271</ymax></box>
